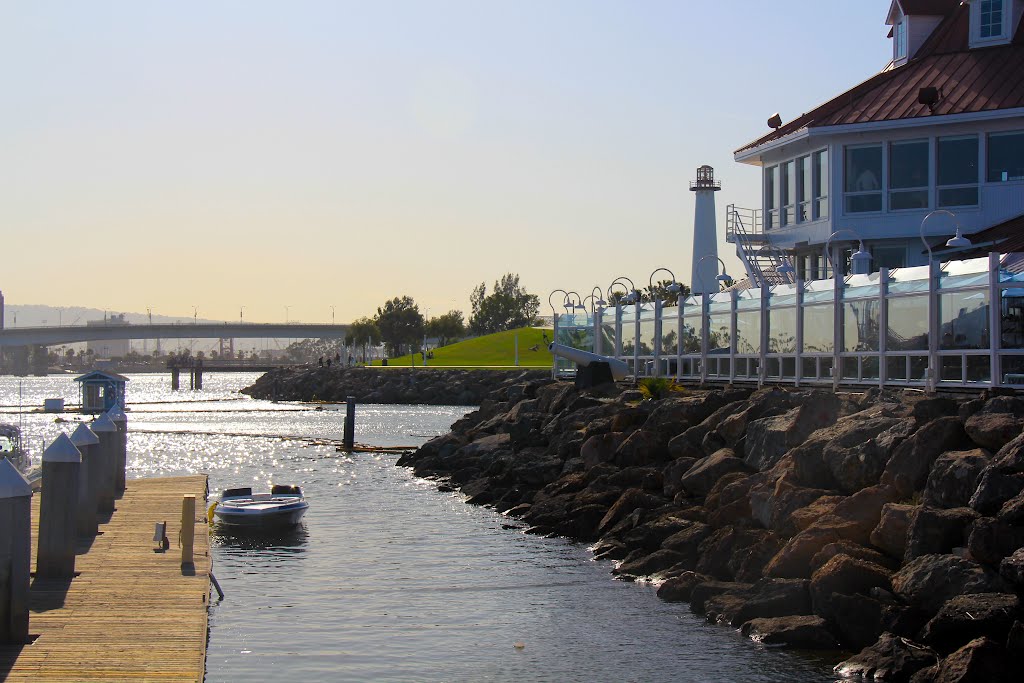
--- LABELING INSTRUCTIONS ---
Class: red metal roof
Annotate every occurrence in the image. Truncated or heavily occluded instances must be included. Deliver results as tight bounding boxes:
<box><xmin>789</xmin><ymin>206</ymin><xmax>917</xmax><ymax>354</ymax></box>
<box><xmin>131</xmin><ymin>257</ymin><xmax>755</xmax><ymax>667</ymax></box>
<box><xmin>737</xmin><ymin>4</ymin><xmax>1024</xmax><ymax>155</ymax></box>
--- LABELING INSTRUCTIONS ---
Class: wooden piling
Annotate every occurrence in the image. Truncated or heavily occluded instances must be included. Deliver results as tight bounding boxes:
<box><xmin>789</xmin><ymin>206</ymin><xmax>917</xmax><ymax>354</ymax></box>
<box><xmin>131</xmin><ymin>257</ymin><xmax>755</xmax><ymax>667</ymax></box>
<box><xmin>0</xmin><ymin>459</ymin><xmax>32</xmax><ymax>644</ymax></box>
<box><xmin>107</xmin><ymin>406</ymin><xmax>128</xmax><ymax>494</ymax></box>
<box><xmin>343</xmin><ymin>396</ymin><xmax>356</xmax><ymax>451</ymax></box>
<box><xmin>170</xmin><ymin>367</ymin><xmax>180</xmax><ymax>391</ymax></box>
<box><xmin>180</xmin><ymin>494</ymin><xmax>195</xmax><ymax>568</ymax></box>
<box><xmin>36</xmin><ymin>433</ymin><xmax>81</xmax><ymax>580</ymax></box>
<box><xmin>90</xmin><ymin>414</ymin><xmax>118</xmax><ymax>514</ymax></box>
<box><xmin>70</xmin><ymin>423</ymin><xmax>100</xmax><ymax>537</ymax></box>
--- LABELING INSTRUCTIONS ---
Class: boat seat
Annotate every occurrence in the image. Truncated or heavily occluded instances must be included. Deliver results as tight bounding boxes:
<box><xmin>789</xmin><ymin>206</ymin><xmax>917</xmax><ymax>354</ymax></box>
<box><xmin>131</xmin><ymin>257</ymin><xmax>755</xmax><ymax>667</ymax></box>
<box><xmin>222</xmin><ymin>487</ymin><xmax>253</xmax><ymax>498</ymax></box>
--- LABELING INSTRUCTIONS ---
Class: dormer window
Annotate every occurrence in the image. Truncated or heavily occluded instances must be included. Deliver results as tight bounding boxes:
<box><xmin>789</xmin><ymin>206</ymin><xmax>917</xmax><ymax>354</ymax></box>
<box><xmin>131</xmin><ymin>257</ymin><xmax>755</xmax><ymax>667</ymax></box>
<box><xmin>979</xmin><ymin>0</ymin><xmax>1004</xmax><ymax>37</ymax></box>
<box><xmin>894</xmin><ymin>18</ymin><xmax>908</xmax><ymax>59</ymax></box>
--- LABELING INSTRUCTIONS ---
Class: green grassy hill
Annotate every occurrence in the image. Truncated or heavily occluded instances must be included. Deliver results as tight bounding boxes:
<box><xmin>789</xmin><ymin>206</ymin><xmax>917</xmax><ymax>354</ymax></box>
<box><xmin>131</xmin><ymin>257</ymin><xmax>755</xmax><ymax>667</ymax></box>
<box><xmin>371</xmin><ymin>327</ymin><xmax>554</xmax><ymax>368</ymax></box>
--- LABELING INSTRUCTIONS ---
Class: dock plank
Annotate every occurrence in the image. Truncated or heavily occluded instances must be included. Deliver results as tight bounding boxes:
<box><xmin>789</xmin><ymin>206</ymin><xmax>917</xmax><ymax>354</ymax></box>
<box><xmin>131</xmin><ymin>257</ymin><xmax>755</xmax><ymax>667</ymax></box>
<box><xmin>0</xmin><ymin>475</ymin><xmax>210</xmax><ymax>682</ymax></box>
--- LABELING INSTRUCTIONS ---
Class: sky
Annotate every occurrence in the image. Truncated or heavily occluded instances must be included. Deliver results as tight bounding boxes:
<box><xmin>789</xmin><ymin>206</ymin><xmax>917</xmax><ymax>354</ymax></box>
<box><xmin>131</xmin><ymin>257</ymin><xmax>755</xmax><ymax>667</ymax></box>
<box><xmin>1</xmin><ymin>1</ymin><xmax>892</xmax><ymax>325</ymax></box>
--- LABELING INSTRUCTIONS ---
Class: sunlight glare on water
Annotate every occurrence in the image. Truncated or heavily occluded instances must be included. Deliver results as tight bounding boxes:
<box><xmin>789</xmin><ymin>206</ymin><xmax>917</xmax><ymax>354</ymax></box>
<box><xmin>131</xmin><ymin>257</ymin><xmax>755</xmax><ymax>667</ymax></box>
<box><xmin>1</xmin><ymin>372</ymin><xmax>841</xmax><ymax>682</ymax></box>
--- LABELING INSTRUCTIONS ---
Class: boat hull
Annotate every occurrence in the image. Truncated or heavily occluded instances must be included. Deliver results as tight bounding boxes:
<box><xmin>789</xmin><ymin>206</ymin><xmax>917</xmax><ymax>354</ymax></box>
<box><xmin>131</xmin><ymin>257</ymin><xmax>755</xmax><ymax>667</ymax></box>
<box><xmin>213</xmin><ymin>499</ymin><xmax>308</xmax><ymax>529</ymax></box>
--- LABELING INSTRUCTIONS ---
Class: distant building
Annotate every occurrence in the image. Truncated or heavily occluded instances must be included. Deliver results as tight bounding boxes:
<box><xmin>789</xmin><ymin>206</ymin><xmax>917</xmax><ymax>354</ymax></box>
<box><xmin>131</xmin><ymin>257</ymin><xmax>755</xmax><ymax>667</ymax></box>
<box><xmin>75</xmin><ymin>370</ymin><xmax>129</xmax><ymax>413</ymax></box>
<box><xmin>86</xmin><ymin>313</ymin><xmax>131</xmax><ymax>358</ymax></box>
<box><xmin>729</xmin><ymin>0</ymin><xmax>1024</xmax><ymax>284</ymax></box>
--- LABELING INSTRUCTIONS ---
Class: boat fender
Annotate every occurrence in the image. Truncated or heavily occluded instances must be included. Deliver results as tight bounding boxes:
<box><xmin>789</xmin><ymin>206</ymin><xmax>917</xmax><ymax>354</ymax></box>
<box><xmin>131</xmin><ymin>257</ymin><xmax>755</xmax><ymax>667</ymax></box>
<box><xmin>207</xmin><ymin>501</ymin><xmax>219</xmax><ymax>525</ymax></box>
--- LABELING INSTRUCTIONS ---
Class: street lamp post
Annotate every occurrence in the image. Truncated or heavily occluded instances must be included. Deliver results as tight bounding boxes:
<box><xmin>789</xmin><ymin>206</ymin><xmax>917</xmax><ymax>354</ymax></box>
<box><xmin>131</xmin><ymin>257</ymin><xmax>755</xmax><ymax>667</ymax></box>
<box><xmin>824</xmin><ymin>229</ymin><xmax>872</xmax><ymax>277</ymax></box>
<box><xmin>919</xmin><ymin>210</ymin><xmax>972</xmax><ymax>392</ymax></box>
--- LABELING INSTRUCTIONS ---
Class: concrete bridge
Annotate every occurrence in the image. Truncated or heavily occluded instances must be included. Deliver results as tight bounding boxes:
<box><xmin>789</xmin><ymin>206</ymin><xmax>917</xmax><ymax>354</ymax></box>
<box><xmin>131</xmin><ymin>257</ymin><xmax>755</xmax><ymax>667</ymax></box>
<box><xmin>0</xmin><ymin>322</ymin><xmax>348</xmax><ymax>347</ymax></box>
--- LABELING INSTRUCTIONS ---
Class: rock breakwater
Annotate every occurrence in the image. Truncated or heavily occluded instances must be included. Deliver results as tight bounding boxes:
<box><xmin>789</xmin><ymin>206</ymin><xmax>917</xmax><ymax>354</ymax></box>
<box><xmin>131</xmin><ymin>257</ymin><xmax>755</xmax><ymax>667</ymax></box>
<box><xmin>397</xmin><ymin>381</ymin><xmax>1024</xmax><ymax>680</ymax></box>
<box><xmin>241</xmin><ymin>367</ymin><xmax>552</xmax><ymax>405</ymax></box>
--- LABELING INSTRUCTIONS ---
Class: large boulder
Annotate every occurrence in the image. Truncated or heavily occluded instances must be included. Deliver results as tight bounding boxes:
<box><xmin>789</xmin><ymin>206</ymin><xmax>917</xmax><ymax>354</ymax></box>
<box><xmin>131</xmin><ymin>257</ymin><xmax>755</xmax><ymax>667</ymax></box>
<box><xmin>929</xmin><ymin>637</ymin><xmax>1009</xmax><ymax>683</ymax></box>
<box><xmin>655</xmin><ymin>570</ymin><xmax>711</xmax><ymax>603</ymax></box>
<box><xmin>963</xmin><ymin>396</ymin><xmax>1024</xmax><ymax>451</ymax></box>
<box><xmin>613</xmin><ymin>548</ymin><xmax>687</xmax><ymax>580</ymax></box>
<box><xmin>965</xmin><ymin>517</ymin><xmax>1024</xmax><ymax>567</ymax></box>
<box><xmin>834</xmin><ymin>632</ymin><xmax>939</xmax><ymax>682</ymax></box>
<box><xmin>741</xmin><ymin>615</ymin><xmax>839</xmax><ymax>649</ymax></box>
<box><xmin>882</xmin><ymin>417</ymin><xmax>972</xmax><ymax>499</ymax></box>
<box><xmin>789</xmin><ymin>409</ymin><xmax>904</xmax><ymax>493</ymax></box>
<box><xmin>810</xmin><ymin>554</ymin><xmax>893</xmax><ymax>626</ymax></box>
<box><xmin>596</xmin><ymin>488</ymin><xmax>666</xmax><ymax>536</ymax></box>
<box><xmin>872</xmin><ymin>503</ymin><xmax>919</xmax><ymax>561</ymax></box>
<box><xmin>891</xmin><ymin>555</ymin><xmax>1006</xmax><ymax>616</ymax></box>
<box><xmin>688</xmin><ymin>580</ymin><xmax>753</xmax><ymax>615</ymax></box>
<box><xmin>660</xmin><ymin>521</ymin><xmax>714</xmax><ymax>559</ymax></box>
<box><xmin>811</xmin><ymin>541</ymin><xmax>897</xmax><ymax>573</ymax></box>
<box><xmin>743</xmin><ymin>393</ymin><xmax>842</xmax><ymax>472</ymax></box>
<box><xmin>918</xmin><ymin>593</ymin><xmax>1020</xmax><ymax>655</ymax></box>
<box><xmin>748</xmin><ymin>474</ymin><xmax>837</xmax><ymax>534</ymax></box>
<box><xmin>661</xmin><ymin>456</ymin><xmax>698</xmax><ymax>498</ymax></box>
<box><xmin>1001</xmin><ymin>548</ymin><xmax>1024</xmax><ymax>587</ymax></box>
<box><xmin>922</xmin><ymin>449</ymin><xmax>991</xmax><ymax>509</ymax></box>
<box><xmin>679</xmin><ymin>448</ymin><xmax>750</xmax><ymax>498</ymax></box>
<box><xmin>695</xmin><ymin>526</ymin><xmax>770</xmax><ymax>581</ymax></box>
<box><xmin>904</xmin><ymin>507</ymin><xmax>979</xmax><ymax>561</ymax></box>
<box><xmin>969</xmin><ymin>431</ymin><xmax>1024</xmax><ymax>515</ymax></box>
<box><xmin>579</xmin><ymin>432</ymin><xmax>625</xmax><ymax>470</ymax></box>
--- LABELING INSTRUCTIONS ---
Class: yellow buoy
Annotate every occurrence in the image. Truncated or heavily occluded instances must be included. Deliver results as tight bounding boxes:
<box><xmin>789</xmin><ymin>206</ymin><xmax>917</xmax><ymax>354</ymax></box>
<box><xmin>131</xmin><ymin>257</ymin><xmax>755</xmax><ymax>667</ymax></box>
<box><xmin>513</xmin><ymin>642</ymin><xmax>525</xmax><ymax>650</ymax></box>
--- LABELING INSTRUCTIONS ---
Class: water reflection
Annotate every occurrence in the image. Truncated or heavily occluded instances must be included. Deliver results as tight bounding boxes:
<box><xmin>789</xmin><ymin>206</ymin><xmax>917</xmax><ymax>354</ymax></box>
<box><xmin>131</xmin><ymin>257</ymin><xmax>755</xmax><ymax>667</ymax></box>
<box><xmin>212</xmin><ymin>525</ymin><xmax>309</xmax><ymax>557</ymax></box>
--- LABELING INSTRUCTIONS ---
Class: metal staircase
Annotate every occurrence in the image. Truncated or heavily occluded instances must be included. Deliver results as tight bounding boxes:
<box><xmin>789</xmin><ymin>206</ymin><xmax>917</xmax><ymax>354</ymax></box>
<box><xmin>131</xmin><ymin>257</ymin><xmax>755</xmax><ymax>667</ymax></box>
<box><xmin>725</xmin><ymin>205</ymin><xmax>795</xmax><ymax>287</ymax></box>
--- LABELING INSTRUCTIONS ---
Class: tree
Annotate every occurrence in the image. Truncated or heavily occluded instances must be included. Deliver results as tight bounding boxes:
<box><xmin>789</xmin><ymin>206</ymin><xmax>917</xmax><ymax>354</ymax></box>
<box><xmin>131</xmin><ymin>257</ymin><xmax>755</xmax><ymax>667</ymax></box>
<box><xmin>426</xmin><ymin>310</ymin><xmax>465</xmax><ymax>348</ymax></box>
<box><xmin>375</xmin><ymin>296</ymin><xmax>424</xmax><ymax>357</ymax></box>
<box><xmin>641</xmin><ymin>279</ymin><xmax>691</xmax><ymax>306</ymax></box>
<box><xmin>345</xmin><ymin>317</ymin><xmax>382</xmax><ymax>363</ymax></box>
<box><xmin>468</xmin><ymin>273</ymin><xmax>540</xmax><ymax>334</ymax></box>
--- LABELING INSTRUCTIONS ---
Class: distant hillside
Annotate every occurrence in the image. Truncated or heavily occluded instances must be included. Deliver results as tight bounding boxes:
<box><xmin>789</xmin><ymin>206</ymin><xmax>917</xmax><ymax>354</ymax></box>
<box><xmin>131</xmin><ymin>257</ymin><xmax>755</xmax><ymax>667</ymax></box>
<box><xmin>2</xmin><ymin>304</ymin><xmax>212</xmax><ymax>328</ymax></box>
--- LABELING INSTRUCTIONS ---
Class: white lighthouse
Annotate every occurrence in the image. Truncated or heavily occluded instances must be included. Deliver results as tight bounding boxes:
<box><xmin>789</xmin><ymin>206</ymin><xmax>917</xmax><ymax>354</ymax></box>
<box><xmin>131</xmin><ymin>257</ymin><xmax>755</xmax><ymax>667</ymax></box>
<box><xmin>689</xmin><ymin>165</ymin><xmax>722</xmax><ymax>296</ymax></box>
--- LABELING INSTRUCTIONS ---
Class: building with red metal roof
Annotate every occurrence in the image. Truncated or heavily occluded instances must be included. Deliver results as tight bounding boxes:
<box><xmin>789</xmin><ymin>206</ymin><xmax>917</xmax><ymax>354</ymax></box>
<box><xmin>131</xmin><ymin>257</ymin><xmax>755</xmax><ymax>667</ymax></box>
<box><xmin>727</xmin><ymin>0</ymin><xmax>1024</xmax><ymax>286</ymax></box>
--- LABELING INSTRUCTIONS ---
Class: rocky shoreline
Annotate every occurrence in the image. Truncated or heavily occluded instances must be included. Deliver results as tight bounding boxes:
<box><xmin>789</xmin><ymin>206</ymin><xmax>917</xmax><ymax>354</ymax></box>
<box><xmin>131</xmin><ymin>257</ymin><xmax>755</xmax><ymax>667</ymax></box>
<box><xmin>241</xmin><ymin>367</ymin><xmax>551</xmax><ymax>405</ymax></box>
<box><xmin>396</xmin><ymin>379</ymin><xmax>1024</xmax><ymax>681</ymax></box>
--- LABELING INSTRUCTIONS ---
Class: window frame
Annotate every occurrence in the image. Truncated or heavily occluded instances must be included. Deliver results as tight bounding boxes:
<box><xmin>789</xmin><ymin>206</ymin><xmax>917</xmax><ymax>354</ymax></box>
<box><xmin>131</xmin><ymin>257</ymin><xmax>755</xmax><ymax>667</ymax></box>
<box><xmin>894</xmin><ymin>18</ymin><xmax>908</xmax><ymax>60</ymax></box>
<box><xmin>888</xmin><ymin>138</ymin><xmax>930</xmax><ymax>211</ymax></box>
<box><xmin>844</xmin><ymin>143</ymin><xmax>884</xmax><ymax>214</ymax></box>
<box><xmin>812</xmin><ymin>149</ymin><xmax>829</xmax><ymax>220</ymax></box>
<box><xmin>986</xmin><ymin>130</ymin><xmax>1024</xmax><ymax>183</ymax></box>
<box><xmin>937</xmin><ymin>135</ymin><xmax>980</xmax><ymax>208</ymax></box>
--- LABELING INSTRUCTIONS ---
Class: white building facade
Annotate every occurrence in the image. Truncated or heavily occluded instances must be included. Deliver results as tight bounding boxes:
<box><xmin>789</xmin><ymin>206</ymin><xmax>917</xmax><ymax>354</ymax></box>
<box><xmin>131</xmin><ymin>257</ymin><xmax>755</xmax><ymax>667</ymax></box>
<box><xmin>730</xmin><ymin>0</ymin><xmax>1024</xmax><ymax>283</ymax></box>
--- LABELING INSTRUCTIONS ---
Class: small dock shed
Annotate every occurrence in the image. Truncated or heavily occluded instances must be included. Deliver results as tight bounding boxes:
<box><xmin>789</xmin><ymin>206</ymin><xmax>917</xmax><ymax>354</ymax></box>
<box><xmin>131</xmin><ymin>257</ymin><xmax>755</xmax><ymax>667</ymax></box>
<box><xmin>75</xmin><ymin>370</ymin><xmax>129</xmax><ymax>413</ymax></box>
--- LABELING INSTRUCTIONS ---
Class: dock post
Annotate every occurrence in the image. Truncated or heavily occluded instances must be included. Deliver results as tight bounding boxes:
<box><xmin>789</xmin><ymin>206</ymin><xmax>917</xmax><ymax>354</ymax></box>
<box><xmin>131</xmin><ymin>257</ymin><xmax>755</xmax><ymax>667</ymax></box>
<box><xmin>70</xmin><ymin>423</ymin><xmax>100</xmax><ymax>537</ymax></box>
<box><xmin>36</xmin><ymin>433</ymin><xmax>81</xmax><ymax>579</ymax></box>
<box><xmin>343</xmin><ymin>396</ymin><xmax>356</xmax><ymax>451</ymax></box>
<box><xmin>0</xmin><ymin>459</ymin><xmax>32</xmax><ymax>643</ymax></box>
<box><xmin>180</xmin><ymin>495</ymin><xmax>195</xmax><ymax>568</ymax></box>
<box><xmin>107</xmin><ymin>406</ymin><xmax>128</xmax><ymax>494</ymax></box>
<box><xmin>194</xmin><ymin>359</ymin><xmax>203</xmax><ymax>390</ymax></box>
<box><xmin>171</xmin><ymin>367</ymin><xmax>180</xmax><ymax>391</ymax></box>
<box><xmin>90</xmin><ymin>413</ymin><xmax>118</xmax><ymax>514</ymax></box>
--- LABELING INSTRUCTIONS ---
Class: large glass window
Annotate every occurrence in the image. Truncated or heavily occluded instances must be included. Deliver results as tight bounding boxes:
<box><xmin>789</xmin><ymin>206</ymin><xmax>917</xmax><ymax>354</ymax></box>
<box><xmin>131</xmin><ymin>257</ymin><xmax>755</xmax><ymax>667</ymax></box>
<box><xmin>767</xmin><ymin>307</ymin><xmax>796</xmax><ymax>353</ymax></box>
<box><xmin>781</xmin><ymin>161</ymin><xmax>796</xmax><ymax>226</ymax></box>
<box><xmin>843</xmin><ymin>299</ymin><xmax>881</xmax><ymax>352</ymax></box>
<box><xmin>887</xmin><ymin>295</ymin><xmax>929</xmax><ymax>350</ymax></box>
<box><xmin>889</xmin><ymin>139</ymin><xmax>929</xmax><ymax>210</ymax></box>
<box><xmin>845</xmin><ymin>145</ymin><xmax>882</xmax><ymax>213</ymax></box>
<box><xmin>873</xmin><ymin>245</ymin><xmax>906</xmax><ymax>270</ymax></box>
<box><xmin>812</xmin><ymin>149</ymin><xmax>829</xmax><ymax>220</ymax></box>
<box><xmin>766</xmin><ymin>165</ymin><xmax>779</xmax><ymax>229</ymax></box>
<box><xmin>980</xmin><ymin>0</ymin><xmax>1004</xmax><ymax>38</ymax></box>
<box><xmin>940</xmin><ymin>290</ymin><xmax>990</xmax><ymax>349</ymax></box>
<box><xmin>894</xmin><ymin>19</ymin><xmax>907</xmax><ymax>59</ymax></box>
<box><xmin>802</xmin><ymin>304</ymin><xmax>834</xmax><ymax>353</ymax></box>
<box><xmin>987</xmin><ymin>131</ymin><xmax>1024</xmax><ymax>182</ymax></box>
<box><xmin>938</xmin><ymin>135</ymin><xmax>979</xmax><ymax>206</ymax></box>
<box><xmin>798</xmin><ymin>155</ymin><xmax>811</xmax><ymax>222</ymax></box>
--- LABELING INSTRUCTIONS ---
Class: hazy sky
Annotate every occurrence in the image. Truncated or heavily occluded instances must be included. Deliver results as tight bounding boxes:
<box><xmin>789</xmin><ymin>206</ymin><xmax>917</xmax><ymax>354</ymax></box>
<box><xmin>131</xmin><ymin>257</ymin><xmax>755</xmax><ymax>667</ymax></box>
<box><xmin>2</xmin><ymin>1</ymin><xmax>891</xmax><ymax>324</ymax></box>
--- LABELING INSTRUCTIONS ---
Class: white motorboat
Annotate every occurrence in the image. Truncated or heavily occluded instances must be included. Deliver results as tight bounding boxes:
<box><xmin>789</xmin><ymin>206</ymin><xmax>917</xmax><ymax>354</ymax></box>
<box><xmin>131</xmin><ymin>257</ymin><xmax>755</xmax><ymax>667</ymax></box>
<box><xmin>212</xmin><ymin>485</ymin><xmax>309</xmax><ymax>529</ymax></box>
<box><xmin>0</xmin><ymin>423</ymin><xmax>39</xmax><ymax>486</ymax></box>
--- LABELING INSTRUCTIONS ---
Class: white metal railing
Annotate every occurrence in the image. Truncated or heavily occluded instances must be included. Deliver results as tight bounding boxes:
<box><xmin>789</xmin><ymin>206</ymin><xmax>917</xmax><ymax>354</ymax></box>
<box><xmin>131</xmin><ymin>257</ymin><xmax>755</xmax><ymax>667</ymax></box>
<box><xmin>553</xmin><ymin>253</ymin><xmax>1024</xmax><ymax>390</ymax></box>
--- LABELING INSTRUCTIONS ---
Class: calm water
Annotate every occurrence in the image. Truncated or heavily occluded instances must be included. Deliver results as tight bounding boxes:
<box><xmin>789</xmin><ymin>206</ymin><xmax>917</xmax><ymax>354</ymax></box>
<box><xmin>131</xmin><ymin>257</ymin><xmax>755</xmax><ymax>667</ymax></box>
<box><xmin>1</xmin><ymin>373</ymin><xmax>841</xmax><ymax>682</ymax></box>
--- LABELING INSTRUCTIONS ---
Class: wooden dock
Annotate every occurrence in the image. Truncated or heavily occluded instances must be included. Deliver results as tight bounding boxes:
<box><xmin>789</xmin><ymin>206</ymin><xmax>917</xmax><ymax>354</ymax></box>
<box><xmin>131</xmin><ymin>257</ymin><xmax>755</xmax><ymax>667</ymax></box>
<box><xmin>0</xmin><ymin>475</ymin><xmax>211</xmax><ymax>682</ymax></box>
